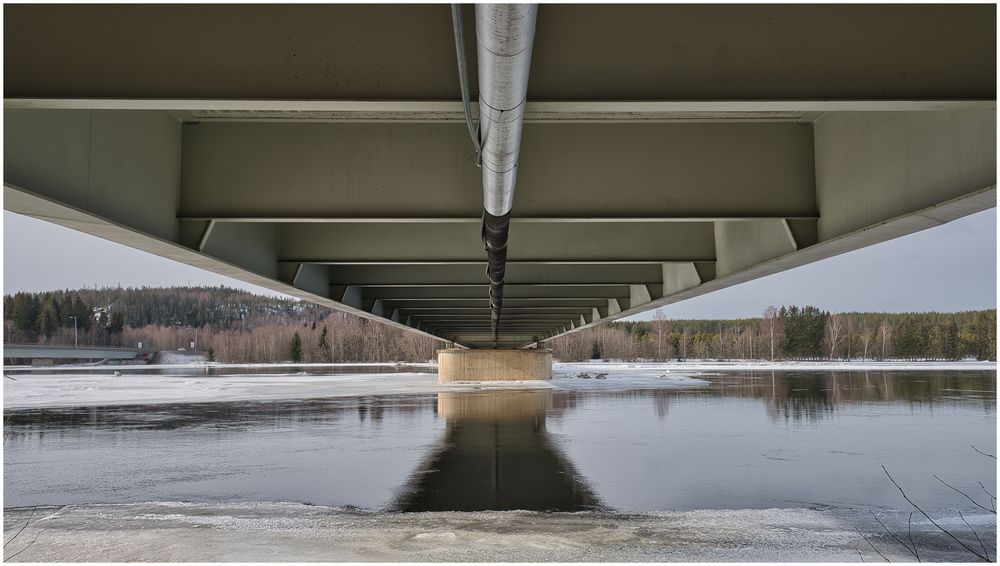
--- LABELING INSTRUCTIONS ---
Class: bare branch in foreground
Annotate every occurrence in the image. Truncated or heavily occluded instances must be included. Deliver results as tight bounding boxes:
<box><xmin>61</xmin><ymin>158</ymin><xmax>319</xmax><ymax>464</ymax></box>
<box><xmin>970</xmin><ymin>445</ymin><xmax>996</xmax><ymax>460</ymax></box>
<box><xmin>958</xmin><ymin>509</ymin><xmax>990</xmax><ymax>562</ymax></box>
<box><xmin>4</xmin><ymin>527</ymin><xmax>44</xmax><ymax>562</ymax></box>
<box><xmin>977</xmin><ymin>481</ymin><xmax>996</xmax><ymax>508</ymax></box>
<box><xmin>907</xmin><ymin>512</ymin><xmax>920</xmax><ymax>563</ymax></box>
<box><xmin>856</xmin><ymin>528</ymin><xmax>890</xmax><ymax>562</ymax></box>
<box><xmin>3</xmin><ymin>507</ymin><xmax>36</xmax><ymax>549</ymax></box>
<box><xmin>882</xmin><ymin>465</ymin><xmax>989</xmax><ymax>562</ymax></box>
<box><xmin>934</xmin><ymin>474</ymin><xmax>996</xmax><ymax>514</ymax></box>
<box><xmin>869</xmin><ymin>510</ymin><xmax>919</xmax><ymax>561</ymax></box>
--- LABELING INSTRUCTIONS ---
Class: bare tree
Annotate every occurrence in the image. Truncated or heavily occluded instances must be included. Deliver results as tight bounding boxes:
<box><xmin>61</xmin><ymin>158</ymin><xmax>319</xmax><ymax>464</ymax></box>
<box><xmin>761</xmin><ymin>306</ymin><xmax>782</xmax><ymax>361</ymax></box>
<box><xmin>824</xmin><ymin>314</ymin><xmax>845</xmax><ymax>360</ymax></box>
<box><xmin>651</xmin><ymin>309</ymin><xmax>669</xmax><ymax>361</ymax></box>
<box><xmin>878</xmin><ymin>319</ymin><xmax>893</xmax><ymax>360</ymax></box>
<box><xmin>859</xmin><ymin>324</ymin><xmax>875</xmax><ymax>360</ymax></box>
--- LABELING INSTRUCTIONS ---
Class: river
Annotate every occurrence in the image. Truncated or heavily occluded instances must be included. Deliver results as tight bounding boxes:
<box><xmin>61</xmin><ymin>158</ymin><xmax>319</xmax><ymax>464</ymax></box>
<box><xmin>3</xmin><ymin>367</ymin><xmax>996</xmax><ymax>561</ymax></box>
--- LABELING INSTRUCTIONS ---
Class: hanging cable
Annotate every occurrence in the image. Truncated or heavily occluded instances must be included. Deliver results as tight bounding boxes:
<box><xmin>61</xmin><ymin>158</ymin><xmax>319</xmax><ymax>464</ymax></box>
<box><xmin>451</xmin><ymin>4</ymin><xmax>481</xmax><ymax>160</ymax></box>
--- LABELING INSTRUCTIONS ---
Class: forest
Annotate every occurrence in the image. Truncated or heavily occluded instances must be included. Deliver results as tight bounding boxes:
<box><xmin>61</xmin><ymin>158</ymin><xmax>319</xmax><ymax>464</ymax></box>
<box><xmin>3</xmin><ymin>286</ymin><xmax>437</xmax><ymax>363</ymax></box>
<box><xmin>549</xmin><ymin>306</ymin><xmax>997</xmax><ymax>362</ymax></box>
<box><xmin>3</xmin><ymin>286</ymin><xmax>996</xmax><ymax>363</ymax></box>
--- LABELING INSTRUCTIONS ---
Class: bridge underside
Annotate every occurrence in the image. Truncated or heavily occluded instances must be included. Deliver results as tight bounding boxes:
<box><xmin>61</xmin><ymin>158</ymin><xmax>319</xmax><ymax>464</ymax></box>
<box><xmin>4</xmin><ymin>5</ymin><xmax>996</xmax><ymax>348</ymax></box>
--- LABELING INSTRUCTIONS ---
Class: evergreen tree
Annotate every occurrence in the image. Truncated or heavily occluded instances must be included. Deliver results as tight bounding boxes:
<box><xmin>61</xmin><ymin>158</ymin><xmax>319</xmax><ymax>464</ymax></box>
<box><xmin>11</xmin><ymin>293</ymin><xmax>37</xmax><ymax>335</ymax></box>
<box><xmin>35</xmin><ymin>294</ymin><xmax>61</xmax><ymax>338</ymax></box>
<box><xmin>318</xmin><ymin>325</ymin><xmax>330</xmax><ymax>359</ymax></box>
<box><xmin>3</xmin><ymin>295</ymin><xmax>15</xmax><ymax>320</ymax></box>
<box><xmin>290</xmin><ymin>331</ymin><xmax>303</xmax><ymax>363</ymax></box>
<box><xmin>971</xmin><ymin>311</ymin><xmax>996</xmax><ymax>361</ymax></box>
<box><xmin>58</xmin><ymin>294</ymin><xmax>75</xmax><ymax>326</ymax></box>
<box><xmin>109</xmin><ymin>311</ymin><xmax>126</xmax><ymax>334</ymax></box>
<box><xmin>73</xmin><ymin>296</ymin><xmax>92</xmax><ymax>330</ymax></box>
<box><xmin>36</xmin><ymin>308</ymin><xmax>57</xmax><ymax>338</ymax></box>
<box><xmin>942</xmin><ymin>320</ymin><xmax>960</xmax><ymax>360</ymax></box>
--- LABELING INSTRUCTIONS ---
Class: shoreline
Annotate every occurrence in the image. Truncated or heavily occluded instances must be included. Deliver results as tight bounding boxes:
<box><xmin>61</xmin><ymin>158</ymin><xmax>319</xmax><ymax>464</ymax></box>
<box><xmin>4</xmin><ymin>362</ymin><xmax>993</xmax><ymax>410</ymax></box>
<box><xmin>6</xmin><ymin>359</ymin><xmax>995</xmax><ymax>372</ymax></box>
<box><xmin>2</xmin><ymin>501</ymin><xmax>992</xmax><ymax>562</ymax></box>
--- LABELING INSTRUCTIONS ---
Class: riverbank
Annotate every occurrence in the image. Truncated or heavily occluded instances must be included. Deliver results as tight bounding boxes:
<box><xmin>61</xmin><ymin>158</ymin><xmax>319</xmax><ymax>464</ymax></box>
<box><xmin>2</xmin><ymin>365</ymin><xmax>710</xmax><ymax>409</ymax></box>
<box><xmin>557</xmin><ymin>360</ymin><xmax>997</xmax><ymax>371</ymax></box>
<box><xmin>6</xmin><ymin>359</ymin><xmax>993</xmax><ymax>372</ymax></box>
<box><xmin>5</xmin><ymin>361</ymin><xmax>992</xmax><ymax>410</ymax></box>
<box><xmin>6</xmin><ymin>502</ymin><xmax>992</xmax><ymax>562</ymax></box>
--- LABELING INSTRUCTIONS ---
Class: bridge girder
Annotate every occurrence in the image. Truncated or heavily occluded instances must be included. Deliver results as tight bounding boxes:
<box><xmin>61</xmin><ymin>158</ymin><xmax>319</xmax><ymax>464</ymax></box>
<box><xmin>3</xmin><ymin>4</ymin><xmax>996</xmax><ymax>348</ymax></box>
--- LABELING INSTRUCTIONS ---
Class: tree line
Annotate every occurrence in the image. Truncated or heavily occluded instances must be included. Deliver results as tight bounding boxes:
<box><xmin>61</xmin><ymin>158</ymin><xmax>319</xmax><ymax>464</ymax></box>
<box><xmin>549</xmin><ymin>306</ymin><xmax>997</xmax><ymax>362</ymax></box>
<box><xmin>5</xmin><ymin>289</ymin><xmax>995</xmax><ymax>364</ymax></box>
<box><xmin>3</xmin><ymin>286</ymin><xmax>437</xmax><ymax>363</ymax></box>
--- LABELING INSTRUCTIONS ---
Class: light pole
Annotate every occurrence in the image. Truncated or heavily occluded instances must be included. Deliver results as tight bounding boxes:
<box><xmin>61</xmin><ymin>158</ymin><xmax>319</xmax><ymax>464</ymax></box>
<box><xmin>69</xmin><ymin>316</ymin><xmax>78</xmax><ymax>348</ymax></box>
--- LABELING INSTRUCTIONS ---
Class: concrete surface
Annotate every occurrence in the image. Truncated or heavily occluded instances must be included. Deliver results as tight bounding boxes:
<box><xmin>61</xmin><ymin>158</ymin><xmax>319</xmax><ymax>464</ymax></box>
<box><xmin>438</xmin><ymin>349</ymin><xmax>553</xmax><ymax>383</ymax></box>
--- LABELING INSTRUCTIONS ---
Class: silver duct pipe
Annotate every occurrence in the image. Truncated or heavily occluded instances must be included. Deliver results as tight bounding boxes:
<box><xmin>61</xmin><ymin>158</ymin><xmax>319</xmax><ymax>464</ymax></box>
<box><xmin>474</xmin><ymin>4</ymin><xmax>537</xmax><ymax>344</ymax></box>
<box><xmin>476</xmin><ymin>4</ymin><xmax>537</xmax><ymax>217</ymax></box>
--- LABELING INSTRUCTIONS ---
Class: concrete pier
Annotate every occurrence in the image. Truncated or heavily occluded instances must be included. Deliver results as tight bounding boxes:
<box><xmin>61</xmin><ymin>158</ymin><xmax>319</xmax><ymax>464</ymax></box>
<box><xmin>437</xmin><ymin>349</ymin><xmax>552</xmax><ymax>383</ymax></box>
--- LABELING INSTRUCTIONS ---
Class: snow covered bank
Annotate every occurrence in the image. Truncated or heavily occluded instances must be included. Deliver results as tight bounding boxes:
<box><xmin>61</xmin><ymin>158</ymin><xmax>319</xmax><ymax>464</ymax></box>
<box><xmin>556</xmin><ymin>360</ymin><xmax>997</xmax><ymax>372</ymax></box>
<box><xmin>5</xmin><ymin>361</ymin><xmax>437</xmax><ymax>372</ymax></box>
<box><xmin>3</xmin><ymin>372</ymin><xmax>445</xmax><ymax>409</ymax></box>
<box><xmin>7</xmin><ymin>359</ymin><xmax>992</xmax><ymax>373</ymax></box>
<box><xmin>3</xmin><ymin>372</ymin><xmax>574</xmax><ymax>410</ymax></box>
<box><xmin>3</xmin><ymin>363</ymin><xmax>714</xmax><ymax>410</ymax></box>
<box><xmin>4</xmin><ymin>502</ymin><xmax>991</xmax><ymax>562</ymax></box>
<box><xmin>5</xmin><ymin>360</ymin><xmax>989</xmax><ymax>410</ymax></box>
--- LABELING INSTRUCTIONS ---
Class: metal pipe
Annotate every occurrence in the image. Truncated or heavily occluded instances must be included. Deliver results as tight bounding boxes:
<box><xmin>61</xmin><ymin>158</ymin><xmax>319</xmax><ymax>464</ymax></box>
<box><xmin>475</xmin><ymin>4</ymin><xmax>537</xmax><ymax>343</ymax></box>
<box><xmin>476</xmin><ymin>3</ymin><xmax>537</xmax><ymax>217</ymax></box>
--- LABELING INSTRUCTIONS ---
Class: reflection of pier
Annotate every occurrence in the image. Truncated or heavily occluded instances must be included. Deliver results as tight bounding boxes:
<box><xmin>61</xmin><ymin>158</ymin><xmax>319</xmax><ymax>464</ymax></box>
<box><xmin>394</xmin><ymin>389</ymin><xmax>600</xmax><ymax>512</ymax></box>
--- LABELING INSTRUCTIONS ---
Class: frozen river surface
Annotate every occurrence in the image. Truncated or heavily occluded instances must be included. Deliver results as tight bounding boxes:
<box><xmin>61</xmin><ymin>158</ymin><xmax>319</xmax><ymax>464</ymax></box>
<box><xmin>3</xmin><ymin>364</ymin><xmax>996</xmax><ymax>561</ymax></box>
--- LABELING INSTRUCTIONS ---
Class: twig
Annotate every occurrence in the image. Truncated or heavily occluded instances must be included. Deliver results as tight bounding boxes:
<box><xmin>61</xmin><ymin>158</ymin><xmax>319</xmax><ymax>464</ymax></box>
<box><xmin>4</xmin><ymin>527</ymin><xmax>43</xmax><ymax>562</ymax></box>
<box><xmin>882</xmin><ymin>465</ymin><xmax>988</xmax><ymax>561</ymax></box>
<box><xmin>977</xmin><ymin>481</ymin><xmax>996</xmax><ymax>506</ymax></box>
<box><xmin>958</xmin><ymin>509</ymin><xmax>990</xmax><ymax>562</ymax></box>
<box><xmin>970</xmin><ymin>445</ymin><xmax>996</xmax><ymax>459</ymax></box>
<box><xmin>856</xmin><ymin>528</ymin><xmax>890</xmax><ymax>562</ymax></box>
<box><xmin>3</xmin><ymin>507</ymin><xmax>36</xmax><ymax>549</ymax></box>
<box><xmin>934</xmin><ymin>474</ymin><xmax>996</xmax><ymax>514</ymax></box>
<box><xmin>907</xmin><ymin>512</ymin><xmax>920</xmax><ymax>563</ymax></box>
<box><xmin>869</xmin><ymin>510</ymin><xmax>919</xmax><ymax>561</ymax></box>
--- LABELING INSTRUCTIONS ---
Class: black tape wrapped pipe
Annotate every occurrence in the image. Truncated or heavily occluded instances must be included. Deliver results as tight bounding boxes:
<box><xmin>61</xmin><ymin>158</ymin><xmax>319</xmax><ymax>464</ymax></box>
<box><xmin>481</xmin><ymin>210</ymin><xmax>511</xmax><ymax>344</ymax></box>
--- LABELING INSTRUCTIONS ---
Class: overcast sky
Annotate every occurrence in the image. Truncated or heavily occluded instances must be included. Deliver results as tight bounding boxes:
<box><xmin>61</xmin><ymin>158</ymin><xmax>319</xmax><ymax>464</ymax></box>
<box><xmin>3</xmin><ymin>208</ymin><xmax>997</xmax><ymax>319</ymax></box>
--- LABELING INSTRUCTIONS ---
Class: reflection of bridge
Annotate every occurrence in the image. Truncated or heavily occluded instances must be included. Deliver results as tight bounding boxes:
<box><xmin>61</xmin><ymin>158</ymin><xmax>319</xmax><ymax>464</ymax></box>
<box><xmin>395</xmin><ymin>389</ymin><xmax>600</xmax><ymax>512</ymax></box>
<box><xmin>3</xmin><ymin>5</ymin><xmax>995</xmax><ymax>352</ymax></box>
<box><xmin>4</xmin><ymin>344</ymin><xmax>146</xmax><ymax>362</ymax></box>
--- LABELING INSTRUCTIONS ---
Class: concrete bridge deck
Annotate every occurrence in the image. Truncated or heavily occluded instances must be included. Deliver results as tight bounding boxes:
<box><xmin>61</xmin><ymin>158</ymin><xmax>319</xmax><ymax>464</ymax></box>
<box><xmin>3</xmin><ymin>4</ymin><xmax>995</xmax><ymax>349</ymax></box>
<box><xmin>4</xmin><ymin>344</ymin><xmax>145</xmax><ymax>361</ymax></box>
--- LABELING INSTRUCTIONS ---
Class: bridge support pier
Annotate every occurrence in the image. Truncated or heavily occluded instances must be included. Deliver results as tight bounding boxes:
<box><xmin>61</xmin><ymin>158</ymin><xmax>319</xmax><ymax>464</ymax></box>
<box><xmin>437</xmin><ymin>349</ymin><xmax>552</xmax><ymax>383</ymax></box>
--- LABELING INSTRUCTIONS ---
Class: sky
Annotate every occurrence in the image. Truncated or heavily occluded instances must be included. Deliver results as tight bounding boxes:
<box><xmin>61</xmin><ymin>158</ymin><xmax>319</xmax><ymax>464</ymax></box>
<box><xmin>3</xmin><ymin>208</ymin><xmax>997</xmax><ymax>319</ymax></box>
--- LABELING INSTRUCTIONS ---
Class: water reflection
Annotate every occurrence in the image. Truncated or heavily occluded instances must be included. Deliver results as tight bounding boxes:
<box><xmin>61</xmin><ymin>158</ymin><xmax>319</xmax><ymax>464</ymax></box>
<box><xmin>394</xmin><ymin>389</ymin><xmax>601</xmax><ymax>512</ymax></box>
<box><xmin>554</xmin><ymin>370</ymin><xmax>996</xmax><ymax>422</ymax></box>
<box><xmin>3</xmin><ymin>370</ymin><xmax>994</xmax><ymax>512</ymax></box>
